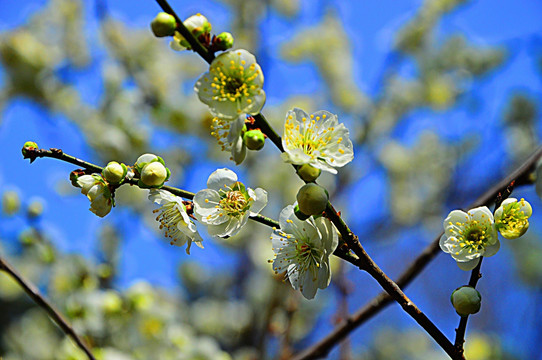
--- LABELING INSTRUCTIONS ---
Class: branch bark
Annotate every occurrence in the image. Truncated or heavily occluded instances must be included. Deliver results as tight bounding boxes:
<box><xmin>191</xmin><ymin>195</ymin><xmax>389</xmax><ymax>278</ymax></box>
<box><xmin>0</xmin><ymin>255</ymin><xmax>96</xmax><ymax>360</ymax></box>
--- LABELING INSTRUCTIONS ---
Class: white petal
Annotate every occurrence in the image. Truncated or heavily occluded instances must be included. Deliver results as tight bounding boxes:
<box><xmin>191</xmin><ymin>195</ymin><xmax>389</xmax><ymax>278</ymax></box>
<box><xmin>456</xmin><ymin>258</ymin><xmax>480</xmax><ymax>271</ymax></box>
<box><xmin>443</xmin><ymin>210</ymin><xmax>469</xmax><ymax>231</ymax></box>
<box><xmin>483</xmin><ymin>239</ymin><xmax>500</xmax><ymax>257</ymax></box>
<box><xmin>248</xmin><ymin>188</ymin><xmax>268</xmax><ymax>216</ymax></box>
<box><xmin>206</xmin><ymin>168</ymin><xmax>238</xmax><ymax>191</ymax></box>
<box><xmin>231</xmin><ymin>134</ymin><xmax>246</xmax><ymax>165</ymax></box>
<box><xmin>468</xmin><ymin>206</ymin><xmax>494</xmax><ymax>224</ymax></box>
<box><xmin>300</xmin><ymin>269</ymin><xmax>318</xmax><ymax>300</ymax></box>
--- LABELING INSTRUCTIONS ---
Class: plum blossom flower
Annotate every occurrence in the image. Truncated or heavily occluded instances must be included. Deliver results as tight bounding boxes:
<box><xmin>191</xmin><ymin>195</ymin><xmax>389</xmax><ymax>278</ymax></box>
<box><xmin>170</xmin><ymin>13</ymin><xmax>212</xmax><ymax>51</ymax></box>
<box><xmin>149</xmin><ymin>189</ymin><xmax>203</xmax><ymax>254</ymax></box>
<box><xmin>193</xmin><ymin>168</ymin><xmax>267</xmax><ymax>238</ymax></box>
<box><xmin>211</xmin><ymin>115</ymin><xmax>247</xmax><ymax>164</ymax></box>
<box><xmin>271</xmin><ymin>205</ymin><xmax>338</xmax><ymax>299</ymax></box>
<box><xmin>194</xmin><ymin>50</ymin><xmax>265</xmax><ymax>119</ymax></box>
<box><xmin>494</xmin><ymin>197</ymin><xmax>532</xmax><ymax>239</ymax></box>
<box><xmin>77</xmin><ymin>174</ymin><xmax>113</xmax><ymax>218</ymax></box>
<box><xmin>439</xmin><ymin>206</ymin><xmax>499</xmax><ymax>271</ymax></box>
<box><xmin>281</xmin><ymin>108</ymin><xmax>354</xmax><ymax>174</ymax></box>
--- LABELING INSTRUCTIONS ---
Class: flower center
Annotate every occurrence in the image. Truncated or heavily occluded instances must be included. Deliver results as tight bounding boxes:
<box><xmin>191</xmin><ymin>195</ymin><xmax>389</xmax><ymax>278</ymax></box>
<box><xmin>219</xmin><ymin>189</ymin><xmax>248</xmax><ymax>216</ymax></box>
<box><xmin>210</xmin><ymin>57</ymin><xmax>260</xmax><ymax>103</ymax></box>
<box><xmin>284</xmin><ymin>114</ymin><xmax>335</xmax><ymax>159</ymax></box>
<box><xmin>459</xmin><ymin>223</ymin><xmax>489</xmax><ymax>252</ymax></box>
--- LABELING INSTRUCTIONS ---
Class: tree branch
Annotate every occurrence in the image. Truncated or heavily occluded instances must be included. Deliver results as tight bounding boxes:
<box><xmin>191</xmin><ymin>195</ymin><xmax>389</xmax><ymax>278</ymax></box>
<box><xmin>0</xmin><ymin>255</ymin><xmax>96</xmax><ymax>360</ymax></box>
<box><xmin>293</xmin><ymin>145</ymin><xmax>542</xmax><ymax>359</ymax></box>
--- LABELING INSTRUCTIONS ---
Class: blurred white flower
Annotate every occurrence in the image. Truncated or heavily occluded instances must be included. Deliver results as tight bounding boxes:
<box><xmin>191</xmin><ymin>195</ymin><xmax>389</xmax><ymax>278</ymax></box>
<box><xmin>193</xmin><ymin>168</ymin><xmax>267</xmax><ymax>238</ymax></box>
<box><xmin>149</xmin><ymin>189</ymin><xmax>203</xmax><ymax>254</ymax></box>
<box><xmin>439</xmin><ymin>206</ymin><xmax>499</xmax><ymax>271</ymax></box>
<box><xmin>281</xmin><ymin>108</ymin><xmax>354</xmax><ymax>174</ymax></box>
<box><xmin>271</xmin><ymin>205</ymin><xmax>338</xmax><ymax>299</ymax></box>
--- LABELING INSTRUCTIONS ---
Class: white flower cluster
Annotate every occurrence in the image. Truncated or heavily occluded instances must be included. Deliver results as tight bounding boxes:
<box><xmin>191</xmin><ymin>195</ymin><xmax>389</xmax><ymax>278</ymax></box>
<box><xmin>440</xmin><ymin>198</ymin><xmax>533</xmax><ymax>271</ymax></box>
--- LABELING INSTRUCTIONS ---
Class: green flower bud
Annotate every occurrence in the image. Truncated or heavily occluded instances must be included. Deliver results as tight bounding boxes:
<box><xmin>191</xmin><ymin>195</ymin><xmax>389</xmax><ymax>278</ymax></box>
<box><xmin>296</xmin><ymin>183</ymin><xmax>329</xmax><ymax>216</ymax></box>
<box><xmin>102</xmin><ymin>161</ymin><xmax>127</xmax><ymax>184</ymax></box>
<box><xmin>297</xmin><ymin>164</ymin><xmax>321</xmax><ymax>182</ymax></box>
<box><xmin>140</xmin><ymin>162</ymin><xmax>169</xmax><ymax>188</ymax></box>
<box><xmin>134</xmin><ymin>153</ymin><xmax>162</xmax><ymax>175</ymax></box>
<box><xmin>294</xmin><ymin>204</ymin><xmax>311</xmax><ymax>220</ymax></box>
<box><xmin>451</xmin><ymin>286</ymin><xmax>481</xmax><ymax>317</ymax></box>
<box><xmin>243</xmin><ymin>129</ymin><xmax>265</xmax><ymax>151</ymax></box>
<box><xmin>21</xmin><ymin>141</ymin><xmax>38</xmax><ymax>159</ymax></box>
<box><xmin>151</xmin><ymin>12</ymin><xmax>177</xmax><ymax>37</ymax></box>
<box><xmin>214</xmin><ymin>32</ymin><xmax>234</xmax><ymax>51</ymax></box>
<box><xmin>27</xmin><ymin>198</ymin><xmax>44</xmax><ymax>218</ymax></box>
<box><xmin>2</xmin><ymin>190</ymin><xmax>21</xmax><ymax>216</ymax></box>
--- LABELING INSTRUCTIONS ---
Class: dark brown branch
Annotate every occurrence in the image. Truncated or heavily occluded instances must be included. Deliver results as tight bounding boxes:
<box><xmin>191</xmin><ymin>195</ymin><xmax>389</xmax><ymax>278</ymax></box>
<box><xmin>293</xmin><ymin>145</ymin><xmax>542</xmax><ymax>360</ymax></box>
<box><xmin>454</xmin><ymin>258</ymin><xmax>483</xmax><ymax>356</ymax></box>
<box><xmin>0</xmin><ymin>255</ymin><xmax>96</xmax><ymax>360</ymax></box>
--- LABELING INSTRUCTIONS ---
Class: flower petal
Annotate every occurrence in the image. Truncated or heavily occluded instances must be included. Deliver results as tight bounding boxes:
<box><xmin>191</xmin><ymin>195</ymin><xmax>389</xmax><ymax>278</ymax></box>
<box><xmin>206</xmin><ymin>168</ymin><xmax>238</xmax><ymax>191</ymax></box>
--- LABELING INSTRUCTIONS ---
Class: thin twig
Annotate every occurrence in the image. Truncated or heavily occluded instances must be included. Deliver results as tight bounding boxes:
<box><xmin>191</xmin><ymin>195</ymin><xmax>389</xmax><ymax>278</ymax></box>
<box><xmin>293</xmin><ymin>146</ymin><xmax>542</xmax><ymax>360</ymax></box>
<box><xmin>0</xmin><ymin>255</ymin><xmax>96</xmax><ymax>360</ymax></box>
<box><xmin>453</xmin><ymin>258</ymin><xmax>483</xmax><ymax>356</ymax></box>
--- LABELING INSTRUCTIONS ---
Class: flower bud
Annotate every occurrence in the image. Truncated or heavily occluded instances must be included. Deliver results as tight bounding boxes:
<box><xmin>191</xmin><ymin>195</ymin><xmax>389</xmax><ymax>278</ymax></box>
<box><xmin>21</xmin><ymin>141</ymin><xmax>38</xmax><ymax>159</ymax></box>
<box><xmin>134</xmin><ymin>153</ymin><xmax>161</xmax><ymax>175</ymax></box>
<box><xmin>296</xmin><ymin>183</ymin><xmax>329</xmax><ymax>216</ymax></box>
<box><xmin>171</xmin><ymin>14</ymin><xmax>212</xmax><ymax>50</ymax></box>
<box><xmin>151</xmin><ymin>12</ymin><xmax>177</xmax><ymax>37</ymax></box>
<box><xmin>27</xmin><ymin>198</ymin><xmax>44</xmax><ymax>218</ymax></box>
<box><xmin>214</xmin><ymin>32</ymin><xmax>234</xmax><ymax>51</ymax></box>
<box><xmin>243</xmin><ymin>129</ymin><xmax>265</xmax><ymax>151</ymax></box>
<box><xmin>451</xmin><ymin>286</ymin><xmax>481</xmax><ymax>317</ymax></box>
<box><xmin>2</xmin><ymin>190</ymin><xmax>21</xmax><ymax>216</ymax></box>
<box><xmin>494</xmin><ymin>198</ymin><xmax>532</xmax><ymax>239</ymax></box>
<box><xmin>102</xmin><ymin>161</ymin><xmax>127</xmax><ymax>184</ymax></box>
<box><xmin>140</xmin><ymin>162</ymin><xmax>170</xmax><ymax>188</ymax></box>
<box><xmin>294</xmin><ymin>204</ymin><xmax>311</xmax><ymax>220</ymax></box>
<box><xmin>297</xmin><ymin>164</ymin><xmax>321</xmax><ymax>182</ymax></box>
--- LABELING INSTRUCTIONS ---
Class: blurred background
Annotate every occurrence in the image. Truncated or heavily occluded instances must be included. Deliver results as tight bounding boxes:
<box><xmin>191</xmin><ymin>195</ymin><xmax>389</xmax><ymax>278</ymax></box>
<box><xmin>1</xmin><ymin>0</ymin><xmax>542</xmax><ymax>359</ymax></box>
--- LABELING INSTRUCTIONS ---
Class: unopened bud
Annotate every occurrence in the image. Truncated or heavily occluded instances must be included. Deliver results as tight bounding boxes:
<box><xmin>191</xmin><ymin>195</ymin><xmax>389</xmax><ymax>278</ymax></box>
<box><xmin>243</xmin><ymin>129</ymin><xmax>265</xmax><ymax>151</ymax></box>
<box><xmin>297</xmin><ymin>164</ymin><xmax>321</xmax><ymax>182</ymax></box>
<box><xmin>451</xmin><ymin>286</ymin><xmax>481</xmax><ymax>317</ymax></box>
<box><xmin>294</xmin><ymin>204</ymin><xmax>310</xmax><ymax>221</ymax></box>
<box><xmin>134</xmin><ymin>153</ymin><xmax>160</xmax><ymax>175</ymax></box>
<box><xmin>27</xmin><ymin>198</ymin><xmax>44</xmax><ymax>218</ymax></box>
<box><xmin>140</xmin><ymin>162</ymin><xmax>170</xmax><ymax>188</ymax></box>
<box><xmin>214</xmin><ymin>32</ymin><xmax>234</xmax><ymax>51</ymax></box>
<box><xmin>151</xmin><ymin>12</ymin><xmax>177</xmax><ymax>37</ymax></box>
<box><xmin>296</xmin><ymin>183</ymin><xmax>329</xmax><ymax>216</ymax></box>
<box><xmin>22</xmin><ymin>141</ymin><xmax>38</xmax><ymax>159</ymax></box>
<box><xmin>102</xmin><ymin>161</ymin><xmax>127</xmax><ymax>184</ymax></box>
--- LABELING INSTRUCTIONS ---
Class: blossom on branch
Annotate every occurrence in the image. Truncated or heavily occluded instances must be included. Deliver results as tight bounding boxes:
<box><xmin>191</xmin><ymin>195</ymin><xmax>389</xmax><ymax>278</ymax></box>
<box><xmin>170</xmin><ymin>13</ymin><xmax>212</xmax><ymax>51</ymax></box>
<box><xmin>211</xmin><ymin>115</ymin><xmax>247</xmax><ymax>164</ymax></box>
<box><xmin>439</xmin><ymin>206</ymin><xmax>499</xmax><ymax>271</ymax></box>
<box><xmin>194</xmin><ymin>50</ymin><xmax>265</xmax><ymax>119</ymax></box>
<box><xmin>193</xmin><ymin>168</ymin><xmax>267</xmax><ymax>238</ymax></box>
<box><xmin>149</xmin><ymin>189</ymin><xmax>203</xmax><ymax>254</ymax></box>
<box><xmin>281</xmin><ymin>108</ymin><xmax>354</xmax><ymax>174</ymax></box>
<box><xmin>494</xmin><ymin>197</ymin><xmax>532</xmax><ymax>239</ymax></box>
<box><xmin>271</xmin><ymin>205</ymin><xmax>338</xmax><ymax>299</ymax></box>
<box><xmin>77</xmin><ymin>174</ymin><xmax>113</xmax><ymax>218</ymax></box>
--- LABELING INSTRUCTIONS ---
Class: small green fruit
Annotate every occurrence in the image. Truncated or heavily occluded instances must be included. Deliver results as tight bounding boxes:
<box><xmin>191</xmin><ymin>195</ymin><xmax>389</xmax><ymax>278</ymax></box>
<box><xmin>151</xmin><ymin>12</ymin><xmax>177</xmax><ymax>37</ymax></box>
<box><xmin>297</xmin><ymin>164</ymin><xmax>321</xmax><ymax>182</ymax></box>
<box><xmin>296</xmin><ymin>183</ymin><xmax>328</xmax><ymax>216</ymax></box>
<box><xmin>243</xmin><ymin>129</ymin><xmax>265</xmax><ymax>151</ymax></box>
<box><xmin>451</xmin><ymin>286</ymin><xmax>481</xmax><ymax>317</ymax></box>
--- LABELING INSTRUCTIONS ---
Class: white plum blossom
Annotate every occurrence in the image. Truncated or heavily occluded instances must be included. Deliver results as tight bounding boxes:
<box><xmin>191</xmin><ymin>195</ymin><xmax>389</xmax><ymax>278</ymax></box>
<box><xmin>77</xmin><ymin>174</ymin><xmax>113</xmax><ymax>218</ymax></box>
<box><xmin>281</xmin><ymin>108</ymin><xmax>354</xmax><ymax>174</ymax></box>
<box><xmin>271</xmin><ymin>205</ymin><xmax>338</xmax><ymax>299</ymax></box>
<box><xmin>193</xmin><ymin>168</ymin><xmax>267</xmax><ymax>238</ymax></box>
<box><xmin>211</xmin><ymin>115</ymin><xmax>247</xmax><ymax>164</ymax></box>
<box><xmin>494</xmin><ymin>197</ymin><xmax>532</xmax><ymax>239</ymax></box>
<box><xmin>194</xmin><ymin>50</ymin><xmax>265</xmax><ymax>119</ymax></box>
<box><xmin>149</xmin><ymin>189</ymin><xmax>203</xmax><ymax>254</ymax></box>
<box><xmin>439</xmin><ymin>206</ymin><xmax>499</xmax><ymax>271</ymax></box>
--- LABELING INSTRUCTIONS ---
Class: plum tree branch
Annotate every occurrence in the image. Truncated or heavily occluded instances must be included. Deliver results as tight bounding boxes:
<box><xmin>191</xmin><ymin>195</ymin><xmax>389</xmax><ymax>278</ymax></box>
<box><xmin>293</xmin><ymin>146</ymin><xmax>542</xmax><ymax>359</ymax></box>
<box><xmin>0</xmin><ymin>255</ymin><xmax>96</xmax><ymax>360</ymax></box>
